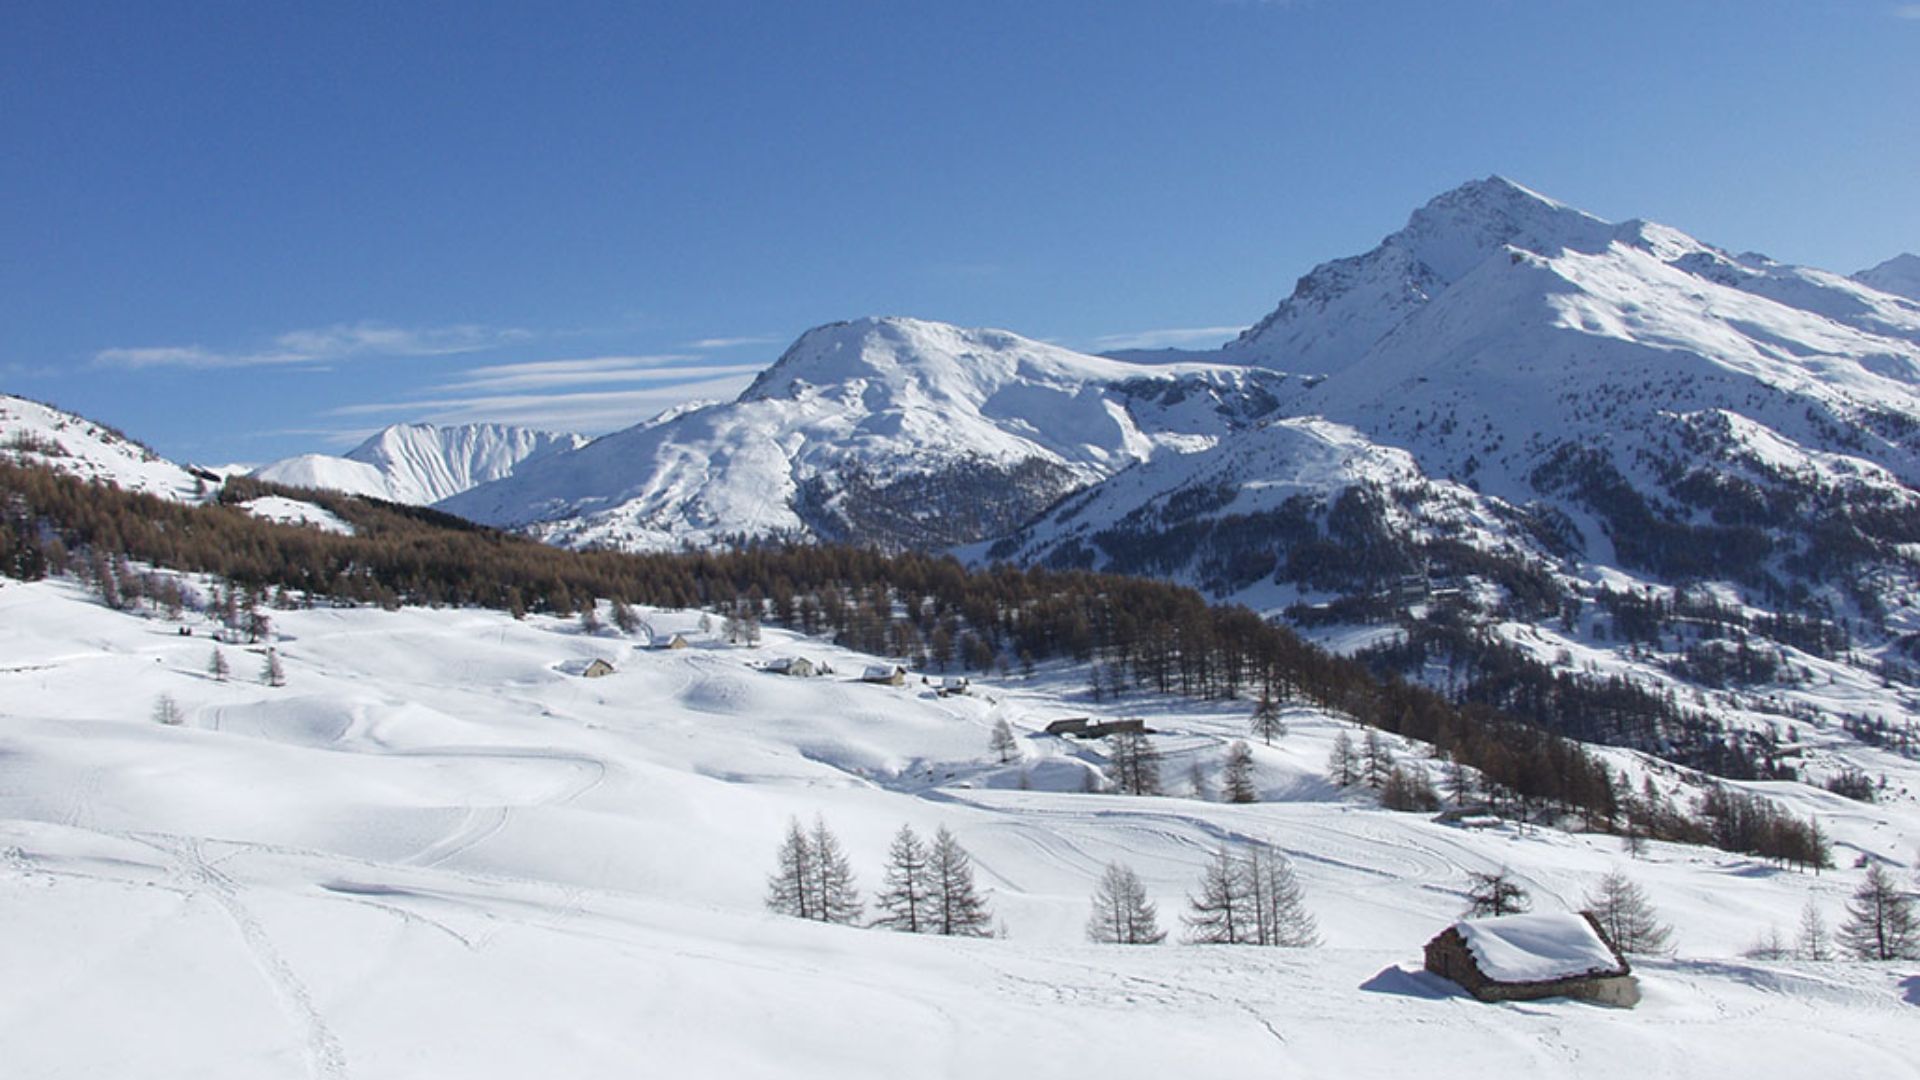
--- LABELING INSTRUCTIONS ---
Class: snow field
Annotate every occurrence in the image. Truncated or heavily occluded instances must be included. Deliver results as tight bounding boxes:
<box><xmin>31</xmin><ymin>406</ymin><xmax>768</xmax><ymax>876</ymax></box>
<box><xmin>2</xmin><ymin>577</ymin><xmax>1918</xmax><ymax>1078</ymax></box>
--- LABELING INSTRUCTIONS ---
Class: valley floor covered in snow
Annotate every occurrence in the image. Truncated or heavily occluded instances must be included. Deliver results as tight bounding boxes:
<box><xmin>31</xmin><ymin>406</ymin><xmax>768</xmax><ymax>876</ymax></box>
<box><xmin>2</xmin><ymin>579</ymin><xmax>1916</xmax><ymax>1078</ymax></box>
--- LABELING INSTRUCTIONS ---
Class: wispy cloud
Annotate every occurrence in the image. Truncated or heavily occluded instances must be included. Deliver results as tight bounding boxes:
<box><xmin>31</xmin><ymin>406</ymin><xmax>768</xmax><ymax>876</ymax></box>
<box><xmin>437</xmin><ymin>354</ymin><xmax>764</xmax><ymax>393</ymax></box>
<box><xmin>95</xmin><ymin>322</ymin><xmax>529</xmax><ymax>369</ymax></box>
<box><xmin>1895</xmin><ymin>3</ymin><xmax>1920</xmax><ymax>17</ymax></box>
<box><xmin>687</xmin><ymin>335</ymin><xmax>782</xmax><ymax>350</ymax></box>
<box><xmin>1088</xmin><ymin>325</ymin><xmax>1243</xmax><ymax>352</ymax></box>
<box><xmin>329</xmin><ymin>371</ymin><xmax>758</xmax><ymax>434</ymax></box>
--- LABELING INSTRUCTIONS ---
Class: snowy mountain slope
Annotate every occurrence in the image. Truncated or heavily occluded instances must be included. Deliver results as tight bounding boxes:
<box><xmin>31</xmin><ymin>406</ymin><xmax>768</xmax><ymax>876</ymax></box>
<box><xmin>1856</xmin><ymin>253</ymin><xmax>1920</xmax><ymax>302</ymax></box>
<box><xmin>0</xmin><ymin>393</ymin><xmax>208</xmax><ymax>501</ymax></box>
<box><xmin>3</xmin><ymin>578</ymin><xmax>1917</xmax><ymax>1078</ymax></box>
<box><xmin>254</xmin><ymin>422</ymin><xmax>585</xmax><ymax>505</ymax></box>
<box><xmin>443</xmin><ymin>317</ymin><xmax>1289</xmax><ymax>551</ymax></box>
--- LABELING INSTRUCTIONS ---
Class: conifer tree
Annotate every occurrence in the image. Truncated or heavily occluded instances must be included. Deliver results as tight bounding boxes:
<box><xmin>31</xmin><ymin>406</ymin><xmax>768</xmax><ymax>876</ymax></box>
<box><xmin>1244</xmin><ymin>847</ymin><xmax>1319</xmax><ymax>947</ymax></box>
<box><xmin>1184</xmin><ymin>845</ymin><xmax>1250</xmax><ymax>945</ymax></box>
<box><xmin>1839</xmin><ymin>863</ymin><xmax>1918</xmax><ymax>960</ymax></box>
<box><xmin>1087</xmin><ymin>862</ymin><xmax>1165</xmax><ymax>945</ymax></box>
<box><xmin>1362</xmin><ymin>729</ymin><xmax>1394</xmax><ymax>789</ymax></box>
<box><xmin>988</xmin><ymin>718</ymin><xmax>1020</xmax><ymax>764</ymax></box>
<box><xmin>1250</xmin><ymin>691</ymin><xmax>1286</xmax><ymax>746</ymax></box>
<box><xmin>1327</xmin><ymin>731</ymin><xmax>1359</xmax><ymax>787</ymax></box>
<box><xmin>1106</xmin><ymin>731</ymin><xmax>1162</xmax><ymax>796</ymax></box>
<box><xmin>1464</xmin><ymin>867</ymin><xmax>1530</xmax><ymax>918</ymax></box>
<box><xmin>927</xmin><ymin>826</ymin><xmax>992</xmax><ymax>937</ymax></box>
<box><xmin>808</xmin><ymin>816</ymin><xmax>864</xmax><ymax>926</ymax></box>
<box><xmin>152</xmin><ymin>693</ymin><xmax>184</xmax><ymax>726</ymax></box>
<box><xmin>1222</xmin><ymin>741</ymin><xmax>1258</xmax><ymax>804</ymax></box>
<box><xmin>766</xmin><ymin>815</ymin><xmax>862</xmax><ymax>925</ymax></box>
<box><xmin>1583</xmin><ymin>868</ymin><xmax>1672</xmax><ymax>955</ymax></box>
<box><xmin>261</xmin><ymin>648</ymin><xmax>285</xmax><ymax>687</ymax></box>
<box><xmin>1795</xmin><ymin>898</ymin><xmax>1832</xmax><ymax>961</ymax></box>
<box><xmin>207</xmin><ymin>646</ymin><xmax>229</xmax><ymax>682</ymax></box>
<box><xmin>766</xmin><ymin>818</ymin><xmax>819</xmax><ymax>920</ymax></box>
<box><xmin>874</xmin><ymin>824</ymin><xmax>935</xmax><ymax>933</ymax></box>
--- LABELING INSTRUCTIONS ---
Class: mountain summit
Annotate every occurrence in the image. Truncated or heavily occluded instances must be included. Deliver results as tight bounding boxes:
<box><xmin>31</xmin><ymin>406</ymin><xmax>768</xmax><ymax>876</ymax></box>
<box><xmin>254</xmin><ymin>422</ymin><xmax>585</xmax><ymax>505</ymax></box>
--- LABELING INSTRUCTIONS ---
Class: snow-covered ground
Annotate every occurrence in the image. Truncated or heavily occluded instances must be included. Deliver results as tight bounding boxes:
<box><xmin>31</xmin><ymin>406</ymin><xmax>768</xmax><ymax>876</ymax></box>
<box><xmin>2</xmin><ymin>577</ymin><xmax>1916</xmax><ymax>1078</ymax></box>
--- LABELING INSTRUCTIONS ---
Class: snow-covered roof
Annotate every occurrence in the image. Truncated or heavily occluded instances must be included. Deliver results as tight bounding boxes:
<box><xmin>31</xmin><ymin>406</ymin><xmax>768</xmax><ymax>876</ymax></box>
<box><xmin>1455</xmin><ymin>913</ymin><xmax>1623</xmax><ymax>984</ymax></box>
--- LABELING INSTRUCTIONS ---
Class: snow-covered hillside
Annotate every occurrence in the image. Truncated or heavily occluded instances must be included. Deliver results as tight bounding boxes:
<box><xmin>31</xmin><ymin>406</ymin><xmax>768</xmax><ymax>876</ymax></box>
<box><xmin>254</xmin><ymin>422</ymin><xmax>585</xmax><ymax>505</ymax></box>
<box><xmin>443</xmin><ymin>317</ymin><xmax>1288</xmax><ymax>550</ymax></box>
<box><xmin>1856</xmin><ymin>253</ymin><xmax>1920</xmax><ymax>302</ymax></box>
<box><xmin>2</xmin><ymin>578</ymin><xmax>1916</xmax><ymax>1078</ymax></box>
<box><xmin>1</xmin><ymin>393</ymin><xmax>208</xmax><ymax>501</ymax></box>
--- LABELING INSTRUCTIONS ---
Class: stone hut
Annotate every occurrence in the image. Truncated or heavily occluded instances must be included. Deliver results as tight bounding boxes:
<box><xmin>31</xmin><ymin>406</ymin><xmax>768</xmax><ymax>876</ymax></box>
<box><xmin>1043</xmin><ymin>718</ymin><xmax>1091</xmax><ymax>737</ymax></box>
<box><xmin>1424</xmin><ymin>912</ymin><xmax>1639</xmax><ymax>1008</ymax></box>
<box><xmin>765</xmin><ymin>657</ymin><xmax>818</xmax><ymax>678</ymax></box>
<box><xmin>860</xmin><ymin>664</ymin><xmax>907</xmax><ymax>686</ymax></box>
<box><xmin>581</xmin><ymin>658</ymin><xmax>616</xmax><ymax>679</ymax></box>
<box><xmin>656</xmin><ymin>633</ymin><xmax>690</xmax><ymax>650</ymax></box>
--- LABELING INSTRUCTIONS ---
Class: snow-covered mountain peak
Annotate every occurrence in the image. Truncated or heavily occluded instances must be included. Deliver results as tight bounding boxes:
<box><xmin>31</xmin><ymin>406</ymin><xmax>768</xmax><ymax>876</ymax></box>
<box><xmin>1224</xmin><ymin>176</ymin><xmax>1619</xmax><ymax>374</ymax></box>
<box><xmin>443</xmin><ymin>316</ymin><xmax>1290</xmax><ymax>551</ymax></box>
<box><xmin>1855</xmin><ymin>253</ymin><xmax>1920</xmax><ymax>301</ymax></box>
<box><xmin>739</xmin><ymin>315</ymin><xmax>1195</xmax><ymax>408</ymax></box>
<box><xmin>254</xmin><ymin>421</ymin><xmax>585</xmax><ymax>505</ymax></box>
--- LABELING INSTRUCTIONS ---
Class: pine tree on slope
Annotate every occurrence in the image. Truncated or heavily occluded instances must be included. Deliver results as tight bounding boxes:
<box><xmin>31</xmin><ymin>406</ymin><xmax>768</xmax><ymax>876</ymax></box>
<box><xmin>928</xmin><ymin>826</ymin><xmax>993</xmax><ymax>937</ymax></box>
<box><xmin>874</xmin><ymin>824</ymin><xmax>935</xmax><ymax>933</ymax></box>
<box><xmin>1087</xmin><ymin>862</ymin><xmax>1165</xmax><ymax>945</ymax></box>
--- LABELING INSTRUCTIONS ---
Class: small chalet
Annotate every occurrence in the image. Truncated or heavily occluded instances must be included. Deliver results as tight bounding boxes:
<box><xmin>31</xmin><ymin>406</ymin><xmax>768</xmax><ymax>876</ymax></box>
<box><xmin>1043</xmin><ymin>718</ymin><xmax>1091</xmax><ymax>737</ymax></box>
<box><xmin>1082</xmin><ymin>718</ymin><xmax>1151</xmax><ymax>739</ymax></box>
<box><xmin>581</xmin><ymin>658</ymin><xmax>617</xmax><ymax>679</ymax></box>
<box><xmin>1424</xmin><ymin>912</ymin><xmax>1639</xmax><ymax>1008</ymax></box>
<box><xmin>655</xmin><ymin>633</ymin><xmax>690</xmax><ymax>650</ymax></box>
<box><xmin>765</xmin><ymin>657</ymin><xmax>818</xmax><ymax>678</ymax></box>
<box><xmin>860</xmin><ymin>664</ymin><xmax>907</xmax><ymax>686</ymax></box>
<box><xmin>937</xmin><ymin>677</ymin><xmax>971</xmax><ymax>697</ymax></box>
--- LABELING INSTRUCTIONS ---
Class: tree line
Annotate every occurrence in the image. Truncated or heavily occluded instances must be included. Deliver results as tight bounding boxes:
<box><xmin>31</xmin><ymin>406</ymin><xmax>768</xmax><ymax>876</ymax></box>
<box><xmin>0</xmin><ymin>461</ymin><xmax>1831</xmax><ymax>868</ymax></box>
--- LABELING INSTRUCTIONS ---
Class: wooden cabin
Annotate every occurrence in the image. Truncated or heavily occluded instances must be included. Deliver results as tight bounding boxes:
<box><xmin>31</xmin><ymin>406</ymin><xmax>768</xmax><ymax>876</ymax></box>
<box><xmin>1424</xmin><ymin>912</ymin><xmax>1639</xmax><ymax>1007</ymax></box>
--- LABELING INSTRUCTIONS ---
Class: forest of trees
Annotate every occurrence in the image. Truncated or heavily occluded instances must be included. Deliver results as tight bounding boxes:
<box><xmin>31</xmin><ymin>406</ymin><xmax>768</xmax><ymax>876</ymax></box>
<box><xmin>0</xmin><ymin>461</ymin><xmax>1834</xmax><ymax>868</ymax></box>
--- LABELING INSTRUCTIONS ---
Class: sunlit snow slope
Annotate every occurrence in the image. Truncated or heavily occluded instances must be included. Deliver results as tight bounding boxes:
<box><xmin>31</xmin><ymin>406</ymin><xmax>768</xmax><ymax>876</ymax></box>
<box><xmin>2</xmin><ymin>579</ymin><xmax>1916</xmax><ymax>1079</ymax></box>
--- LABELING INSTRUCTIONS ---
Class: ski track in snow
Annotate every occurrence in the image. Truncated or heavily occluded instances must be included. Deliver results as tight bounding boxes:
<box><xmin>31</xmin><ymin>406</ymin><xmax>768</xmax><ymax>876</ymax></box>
<box><xmin>137</xmin><ymin>834</ymin><xmax>351</xmax><ymax>1080</ymax></box>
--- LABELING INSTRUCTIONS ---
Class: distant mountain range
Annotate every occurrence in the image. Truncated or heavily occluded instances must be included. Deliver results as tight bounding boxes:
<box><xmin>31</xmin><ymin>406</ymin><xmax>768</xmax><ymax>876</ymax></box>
<box><xmin>13</xmin><ymin>177</ymin><xmax>1920</xmax><ymax>762</ymax></box>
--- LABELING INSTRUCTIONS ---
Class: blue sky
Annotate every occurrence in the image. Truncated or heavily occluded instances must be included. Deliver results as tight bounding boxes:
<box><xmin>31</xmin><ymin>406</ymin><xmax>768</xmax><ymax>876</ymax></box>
<box><xmin>4</xmin><ymin>1</ymin><xmax>1916</xmax><ymax>464</ymax></box>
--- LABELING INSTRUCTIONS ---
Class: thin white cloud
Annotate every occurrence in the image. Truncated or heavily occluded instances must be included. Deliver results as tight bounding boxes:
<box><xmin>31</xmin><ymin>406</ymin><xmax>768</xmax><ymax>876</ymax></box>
<box><xmin>328</xmin><ymin>371</ymin><xmax>758</xmax><ymax>434</ymax></box>
<box><xmin>95</xmin><ymin>322</ymin><xmax>529</xmax><ymax>369</ymax></box>
<box><xmin>1088</xmin><ymin>325</ymin><xmax>1244</xmax><ymax>351</ymax></box>
<box><xmin>687</xmin><ymin>335</ymin><xmax>782</xmax><ymax>350</ymax></box>
<box><xmin>1895</xmin><ymin>3</ymin><xmax>1920</xmax><ymax>17</ymax></box>
<box><xmin>440</xmin><ymin>354</ymin><xmax>748</xmax><ymax>393</ymax></box>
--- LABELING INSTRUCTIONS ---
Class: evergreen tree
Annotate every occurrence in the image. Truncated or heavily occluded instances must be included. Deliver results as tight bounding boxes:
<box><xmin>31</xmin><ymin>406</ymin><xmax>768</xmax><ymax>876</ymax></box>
<box><xmin>1106</xmin><ymin>731</ymin><xmax>1162</xmax><ymax>796</ymax></box>
<box><xmin>874</xmin><ymin>824</ymin><xmax>935</xmax><ymax>933</ymax></box>
<box><xmin>151</xmin><ymin>693</ymin><xmax>184</xmax><ymax>726</ymax></box>
<box><xmin>1327</xmin><ymin>731</ymin><xmax>1359</xmax><ymax>787</ymax></box>
<box><xmin>988</xmin><ymin>718</ymin><xmax>1020</xmax><ymax>764</ymax></box>
<box><xmin>1795</xmin><ymin>898</ymin><xmax>1832</xmax><ymax>961</ymax></box>
<box><xmin>1184</xmin><ymin>845</ymin><xmax>1250</xmax><ymax>945</ymax></box>
<box><xmin>1250</xmin><ymin>691</ymin><xmax>1287</xmax><ymax>746</ymax></box>
<box><xmin>927</xmin><ymin>826</ymin><xmax>992</xmax><ymax>937</ymax></box>
<box><xmin>261</xmin><ymin>648</ymin><xmax>285</xmax><ymax>687</ymax></box>
<box><xmin>610</xmin><ymin>598</ymin><xmax>640</xmax><ymax>634</ymax></box>
<box><xmin>1244</xmin><ymin>847</ymin><xmax>1319</xmax><ymax>947</ymax></box>
<box><xmin>808</xmin><ymin>816</ymin><xmax>864</xmax><ymax>926</ymax></box>
<box><xmin>579</xmin><ymin>604</ymin><xmax>602</xmax><ymax>635</ymax></box>
<box><xmin>1087</xmin><ymin>862</ymin><xmax>1165</xmax><ymax>945</ymax></box>
<box><xmin>1362</xmin><ymin>729</ymin><xmax>1395</xmax><ymax>789</ymax></box>
<box><xmin>1187</xmin><ymin>761</ymin><xmax>1211</xmax><ymax>802</ymax></box>
<box><xmin>1464</xmin><ymin>867</ymin><xmax>1531</xmax><ymax>918</ymax></box>
<box><xmin>1222</xmin><ymin>741</ymin><xmax>1258</xmax><ymax>804</ymax></box>
<box><xmin>1839</xmin><ymin>863</ymin><xmax>1918</xmax><ymax>960</ymax></box>
<box><xmin>1380</xmin><ymin>765</ymin><xmax>1440</xmax><ymax>812</ymax></box>
<box><xmin>1583</xmin><ymin>868</ymin><xmax>1672</xmax><ymax>955</ymax></box>
<box><xmin>766</xmin><ymin>818</ymin><xmax>819</xmax><ymax>920</ymax></box>
<box><xmin>765</xmin><ymin>815</ymin><xmax>862</xmax><ymax>925</ymax></box>
<box><xmin>207</xmin><ymin>646</ymin><xmax>229</xmax><ymax>682</ymax></box>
